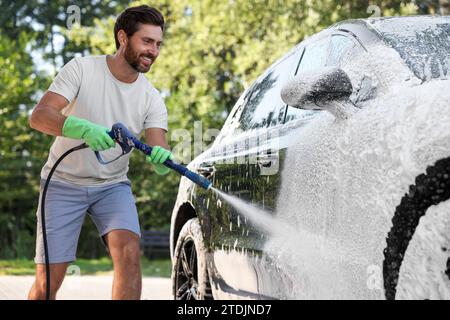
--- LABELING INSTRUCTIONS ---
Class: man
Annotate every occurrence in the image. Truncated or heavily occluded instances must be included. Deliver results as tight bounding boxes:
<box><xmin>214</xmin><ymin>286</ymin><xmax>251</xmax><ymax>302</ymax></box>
<box><xmin>28</xmin><ymin>5</ymin><xmax>172</xmax><ymax>300</ymax></box>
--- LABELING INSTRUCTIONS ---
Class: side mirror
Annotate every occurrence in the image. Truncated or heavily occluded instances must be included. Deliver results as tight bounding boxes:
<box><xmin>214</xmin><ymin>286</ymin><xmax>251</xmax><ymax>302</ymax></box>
<box><xmin>281</xmin><ymin>67</ymin><xmax>356</xmax><ymax>119</ymax></box>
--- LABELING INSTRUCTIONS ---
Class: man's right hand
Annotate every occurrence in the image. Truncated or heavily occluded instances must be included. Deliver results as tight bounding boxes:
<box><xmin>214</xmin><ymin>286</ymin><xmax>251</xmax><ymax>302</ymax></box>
<box><xmin>62</xmin><ymin>115</ymin><xmax>116</xmax><ymax>151</ymax></box>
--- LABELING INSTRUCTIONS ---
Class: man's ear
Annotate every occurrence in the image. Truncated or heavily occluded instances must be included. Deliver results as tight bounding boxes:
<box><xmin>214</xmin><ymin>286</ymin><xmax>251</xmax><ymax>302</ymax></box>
<box><xmin>117</xmin><ymin>29</ymin><xmax>128</xmax><ymax>48</ymax></box>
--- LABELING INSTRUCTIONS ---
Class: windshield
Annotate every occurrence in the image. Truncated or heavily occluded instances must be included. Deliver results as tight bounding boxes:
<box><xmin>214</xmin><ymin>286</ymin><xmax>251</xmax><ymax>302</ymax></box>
<box><xmin>369</xmin><ymin>16</ymin><xmax>450</xmax><ymax>81</ymax></box>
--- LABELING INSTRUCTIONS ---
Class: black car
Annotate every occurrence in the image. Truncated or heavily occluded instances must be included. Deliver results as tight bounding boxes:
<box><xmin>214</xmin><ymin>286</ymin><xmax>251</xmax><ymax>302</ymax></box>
<box><xmin>170</xmin><ymin>16</ymin><xmax>450</xmax><ymax>300</ymax></box>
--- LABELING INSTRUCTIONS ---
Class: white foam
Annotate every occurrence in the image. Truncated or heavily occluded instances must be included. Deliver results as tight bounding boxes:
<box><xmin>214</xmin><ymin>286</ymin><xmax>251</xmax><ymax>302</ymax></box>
<box><xmin>212</xmin><ymin>76</ymin><xmax>450</xmax><ymax>299</ymax></box>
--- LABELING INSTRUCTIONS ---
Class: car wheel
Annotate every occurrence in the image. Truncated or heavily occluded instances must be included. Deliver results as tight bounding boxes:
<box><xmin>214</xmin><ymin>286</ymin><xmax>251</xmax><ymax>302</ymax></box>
<box><xmin>171</xmin><ymin>217</ymin><xmax>213</xmax><ymax>300</ymax></box>
<box><xmin>383</xmin><ymin>156</ymin><xmax>450</xmax><ymax>300</ymax></box>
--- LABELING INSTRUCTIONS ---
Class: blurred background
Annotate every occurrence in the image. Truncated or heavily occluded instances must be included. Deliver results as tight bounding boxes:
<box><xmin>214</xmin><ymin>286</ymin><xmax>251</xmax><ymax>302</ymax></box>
<box><xmin>0</xmin><ymin>0</ymin><xmax>448</xmax><ymax>264</ymax></box>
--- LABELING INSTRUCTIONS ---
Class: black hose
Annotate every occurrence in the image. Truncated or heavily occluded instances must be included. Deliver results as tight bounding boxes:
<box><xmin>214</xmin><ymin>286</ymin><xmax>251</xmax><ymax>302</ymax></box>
<box><xmin>40</xmin><ymin>143</ymin><xmax>88</xmax><ymax>300</ymax></box>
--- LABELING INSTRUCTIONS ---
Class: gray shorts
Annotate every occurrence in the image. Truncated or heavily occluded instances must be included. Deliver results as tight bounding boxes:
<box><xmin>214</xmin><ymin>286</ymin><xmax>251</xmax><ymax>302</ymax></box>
<box><xmin>34</xmin><ymin>179</ymin><xmax>140</xmax><ymax>264</ymax></box>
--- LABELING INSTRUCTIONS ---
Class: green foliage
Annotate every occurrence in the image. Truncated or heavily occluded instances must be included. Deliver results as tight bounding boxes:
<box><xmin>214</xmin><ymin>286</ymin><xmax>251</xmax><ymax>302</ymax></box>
<box><xmin>0</xmin><ymin>32</ymin><xmax>51</xmax><ymax>259</ymax></box>
<box><xmin>0</xmin><ymin>0</ymin><xmax>130</xmax><ymax>66</ymax></box>
<box><xmin>0</xmin><ymin>0</ymin><xmax>421</xmax><ymax>259</ymax></box>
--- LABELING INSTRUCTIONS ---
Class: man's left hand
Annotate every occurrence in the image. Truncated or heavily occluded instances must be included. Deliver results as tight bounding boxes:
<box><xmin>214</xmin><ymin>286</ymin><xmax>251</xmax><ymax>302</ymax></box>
<box><xmin>146</xmin><ymin>146</ymin><xmax>173</xmax><ymax>175</ymax></box>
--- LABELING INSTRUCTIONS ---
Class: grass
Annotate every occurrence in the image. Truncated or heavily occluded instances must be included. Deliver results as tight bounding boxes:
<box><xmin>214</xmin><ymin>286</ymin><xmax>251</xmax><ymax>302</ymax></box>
<box><xmin>0</xmin><ymin>257</ymin><xmax>172</xmax><ymax>278</ymax></box>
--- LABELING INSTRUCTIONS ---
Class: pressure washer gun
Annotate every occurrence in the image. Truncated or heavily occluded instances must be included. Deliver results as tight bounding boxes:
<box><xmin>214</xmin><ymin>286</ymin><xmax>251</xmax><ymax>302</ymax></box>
<box><xmin>94</xmin><ymin>122</ymin><xmax>212</xmax><ymax>190</ymax></box>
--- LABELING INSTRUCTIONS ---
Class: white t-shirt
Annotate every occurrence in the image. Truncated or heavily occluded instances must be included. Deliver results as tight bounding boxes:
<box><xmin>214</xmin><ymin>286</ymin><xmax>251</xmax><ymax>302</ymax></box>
<box><xmin>40</xmin><ymin>55</ymin><xmax>168</xmax><ymax>186</ymax></box>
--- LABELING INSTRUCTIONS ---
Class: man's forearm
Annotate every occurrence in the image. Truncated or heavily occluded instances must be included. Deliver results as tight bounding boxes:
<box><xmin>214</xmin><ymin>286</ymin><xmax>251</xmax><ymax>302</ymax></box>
<box><xmin>144</xmin><ymin>128</ymin><xmax>170</xmax><ymax>150</ymax></box>
<box><xmin>29</xmin><ymin>105</ymin><xmax>67</xmax><ymax>137</ymax></box>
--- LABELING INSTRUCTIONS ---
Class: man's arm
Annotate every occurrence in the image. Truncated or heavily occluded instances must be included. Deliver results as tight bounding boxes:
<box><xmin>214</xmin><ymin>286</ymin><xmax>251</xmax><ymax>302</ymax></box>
<box><xmin>29</xmin><ymin>91</ymin><xmax>115</xmax><ymax>151</ymax></box>
<box><xmin>144</xmin><ymin>127</ymin><xmax>170</xmax><ymax>150</ymax></box>
<box><xmin>29</xmin><ymin>91</ymin><xmax>69</xmax><ymax>136</ymax></box>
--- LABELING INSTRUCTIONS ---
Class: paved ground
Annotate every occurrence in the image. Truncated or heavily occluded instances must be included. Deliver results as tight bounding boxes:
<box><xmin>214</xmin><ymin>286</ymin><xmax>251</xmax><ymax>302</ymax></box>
<box><xmin>0</xmin><ymin>275</ymin><xmax>172</xmax><ymax>300</ymax></box>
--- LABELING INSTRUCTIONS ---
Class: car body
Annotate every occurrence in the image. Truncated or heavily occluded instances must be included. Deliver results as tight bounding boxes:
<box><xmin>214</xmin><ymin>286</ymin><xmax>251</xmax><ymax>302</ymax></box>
<box><xmin>170</xmin><ymin>16</ymin><xmax>450</xmax><ymax>300</ymax></box>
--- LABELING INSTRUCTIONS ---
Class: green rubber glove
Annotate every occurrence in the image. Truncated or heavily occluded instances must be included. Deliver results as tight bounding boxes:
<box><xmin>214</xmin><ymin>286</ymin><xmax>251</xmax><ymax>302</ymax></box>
<box><xmin>146</xmin><ymin>146</ymin><xmax>173</xmax><ymax>175</ymax></box>
<box><xmin>152</xmin><ymin>163</ymin><xmax>171</xmax><ymax>175</ymax></box>
<box><xmin>62</xmin><ymin>115</ymin><xmax>115</xmax><ymax>151</ymax></box>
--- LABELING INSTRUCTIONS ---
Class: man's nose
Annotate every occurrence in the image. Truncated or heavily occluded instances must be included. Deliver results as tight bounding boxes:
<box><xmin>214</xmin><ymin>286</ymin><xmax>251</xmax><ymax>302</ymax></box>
<box><xmin>148</xmin><ymin>43</ymin><xmax>159</xmax><ymax>56</ymax></box>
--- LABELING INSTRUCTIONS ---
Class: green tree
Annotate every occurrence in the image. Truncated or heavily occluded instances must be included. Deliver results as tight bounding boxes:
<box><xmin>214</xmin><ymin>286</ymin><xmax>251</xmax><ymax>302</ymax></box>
<box><xmin>0</xmin><ymin>33</ymin><xmax>50</xmax><ymax>258</ymax></box>
<box><xmin>0</xmin><ymin>0</ymin><xmax>130</xmax><ymax>67</ymax></box>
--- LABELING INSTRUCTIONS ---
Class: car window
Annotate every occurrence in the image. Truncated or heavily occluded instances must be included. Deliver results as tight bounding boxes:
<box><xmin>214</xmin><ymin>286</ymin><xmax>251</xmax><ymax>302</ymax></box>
<box><xmin>327</xmin><ymin>35</ymin><xmax>357</xmax><ymax>66</ymax></box>
<box><xmin>236</xmin><ymin>51</ymin><xmax>300</xmax><ymax>132</ymax></box>
<box><xmin>296</xmin><ymin>37</ymin><xmax>330</xmax><ymax>74</ymax></box>
<box><xmin>371</xmin><ymin>17</ymin><xmax>450</xmax><ymax>81</ymax></box>
<box><xmin>284</xmin><ymin>34</ymin><xmax>369</xmax><ymax>122</ymax></box>
<box><xmin>284</xmin><ymin>37</ymin><xmax>330</xmax><ymax>122</ymax></box>
<box><xmin>217</xmin><ymin>95</ymin><xmax>246</xmax><ymax>140</ymax></box>
<box><xmin>328</xmin><ymin>34</ymin><xmax>376</xmax><ymax>105</ymax></box>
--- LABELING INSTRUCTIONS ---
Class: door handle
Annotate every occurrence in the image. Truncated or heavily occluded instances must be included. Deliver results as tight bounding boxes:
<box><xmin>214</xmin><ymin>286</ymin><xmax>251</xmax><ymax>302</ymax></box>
<box><xmin>256</xmin><ymin>154</ymin><xmax>276</xmax><ymax>167</ymax></box>
<box><xmin>257</xmin><ymin>159</ymin><xmax>272</xmax><ymax>168</ymax></box>
<box><xmin>198</xmin><ymin>165</ymin><xmax>215</xmax><ymax>177</ymax></box>
<box><xmin>256</xmin><ymin>153</ymin><xmax>279</xmax><ymax>172</ymax></box>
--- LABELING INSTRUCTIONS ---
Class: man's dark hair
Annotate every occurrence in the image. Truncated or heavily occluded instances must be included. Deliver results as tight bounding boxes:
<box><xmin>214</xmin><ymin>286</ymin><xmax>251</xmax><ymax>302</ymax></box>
<box><xmin>114</xmin><ymin>5</ymin><xmax>165</xmax><ymax>50</ymax></box>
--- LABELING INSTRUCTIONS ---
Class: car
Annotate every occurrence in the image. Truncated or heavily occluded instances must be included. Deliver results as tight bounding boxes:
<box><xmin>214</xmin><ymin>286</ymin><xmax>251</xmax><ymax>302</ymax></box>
<box><xmin>169</xmin><ymin>15</ymin><xmax>450</xmax><ymax>300</ymax></box>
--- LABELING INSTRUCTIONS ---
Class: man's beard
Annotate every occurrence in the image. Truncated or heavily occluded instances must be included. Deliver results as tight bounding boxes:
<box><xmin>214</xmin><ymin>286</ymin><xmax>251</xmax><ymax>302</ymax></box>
<box><xmin>124</xmin><ymin>44</ymin><xmax>154</xmax><ymax>73</ymax></box>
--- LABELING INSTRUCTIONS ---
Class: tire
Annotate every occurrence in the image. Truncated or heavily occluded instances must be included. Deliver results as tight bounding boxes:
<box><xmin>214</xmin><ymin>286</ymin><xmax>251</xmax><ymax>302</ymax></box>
<box><xmin>383</xmin><ymin>157</ymin><xmax>450</xmax><ymax>300</ymax></box>
<box><xmin>171</xmin><ymin>218</ymin><xmax>213</xmax><ymax>300</ymax></box>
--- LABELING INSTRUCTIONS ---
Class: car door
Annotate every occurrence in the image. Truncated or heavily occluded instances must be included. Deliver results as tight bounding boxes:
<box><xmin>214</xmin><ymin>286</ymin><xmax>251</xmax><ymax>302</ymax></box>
<box><xmin>255</xmin><ymin>35</ymin><xmax>333</xmax><ymax>298</ymax></box>
<box><xmin>259</xmin><ymin>32</ymin><xmax>374</xmax><ymax>299</ymax></box>
<box><xmin>192</xmin><ymin>47</ymin><xmax>304</xmax><ymax>298</ymax></box>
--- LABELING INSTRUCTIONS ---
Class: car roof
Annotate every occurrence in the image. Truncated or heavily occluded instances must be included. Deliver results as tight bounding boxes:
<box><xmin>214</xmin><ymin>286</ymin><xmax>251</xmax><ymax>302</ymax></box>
<box><xmin>292</xmin><ymin>17</ymin><xmax>381</xmax><ymax>49</ymax></box>
<box><xmin>334</xmin><ymin>15</ymin><xmax>450</xmax><ymax>44</ymax></box>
